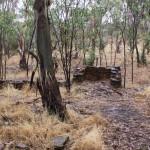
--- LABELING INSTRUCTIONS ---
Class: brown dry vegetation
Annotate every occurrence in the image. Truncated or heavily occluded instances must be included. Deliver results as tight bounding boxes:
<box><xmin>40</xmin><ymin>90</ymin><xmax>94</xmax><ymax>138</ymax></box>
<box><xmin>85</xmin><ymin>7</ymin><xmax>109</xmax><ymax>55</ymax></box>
<box><xmin>0</xmin><ymin>85</ymin><xmax>107</xmax><ymax>150</ymax></box>
<box><xmin>1</xmin><ymin>42</ymin><xmax>150</xmax><ymax>149</ymax></box>
<box><xmin>6</xmin><ymin>42</ymin><xmax>150</xmax><ymax>87</ymax></box>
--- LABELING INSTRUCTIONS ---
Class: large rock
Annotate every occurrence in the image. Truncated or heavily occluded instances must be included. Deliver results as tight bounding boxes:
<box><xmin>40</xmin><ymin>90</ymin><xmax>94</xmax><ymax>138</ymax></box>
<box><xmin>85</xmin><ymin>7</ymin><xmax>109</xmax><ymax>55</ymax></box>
<box><xmin>15</xmin><ymin>143</ymin><xmax>29</xmax><ymax>150</ymax></box>
<box><xmin>51</xmin><ymin>135</ymin><xmax>69</xmax><ymax>150</ymax></box>
<box><xmin>110</xmin><ymin>78</ymin><xmax>122</xmax><ymax>88</ymax></box>
<box><xmin>0</xmin><ymin>144</ymin><xmax>4</xmax><ymax>150</ymax></box>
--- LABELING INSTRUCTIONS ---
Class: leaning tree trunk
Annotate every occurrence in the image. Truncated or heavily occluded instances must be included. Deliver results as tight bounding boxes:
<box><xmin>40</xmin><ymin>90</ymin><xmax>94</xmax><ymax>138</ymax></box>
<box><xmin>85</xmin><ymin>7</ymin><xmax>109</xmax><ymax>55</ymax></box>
<box><xmin>0</xmin><ymin>32</ymin><xmax>3</xmax><ymax>79</ymax></box>
<box><xmin>82</xmin><ymin>28</ymin><xmax>86</xmax><ymax>65</ymax></box>
<box><xmin>18</xmin><ymin>34</ymin><xmax>28</xmax><ymax>70</ymax></box>
<box><xmin>34</xmin><ymin>0</ymin><xmax>66</xmax><ymax>119</ymax></box>
<box><xmin>135</xmin><ymin>39</ymin><xmax>141</xmax><ymax>67</ymax></box>
<box><xmin>110</xmin><ymin>35</ymin><xmax>113</xmax><ymax>65</ymax></box>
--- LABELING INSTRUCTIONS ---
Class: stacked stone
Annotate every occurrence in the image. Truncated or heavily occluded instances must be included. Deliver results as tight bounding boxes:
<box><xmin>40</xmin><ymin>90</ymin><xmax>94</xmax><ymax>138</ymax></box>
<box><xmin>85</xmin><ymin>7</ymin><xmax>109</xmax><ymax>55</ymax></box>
<box><xmin>110</xmin><ymin>67</ymin><xmax>122</xmax><ymax>88</ymax></box>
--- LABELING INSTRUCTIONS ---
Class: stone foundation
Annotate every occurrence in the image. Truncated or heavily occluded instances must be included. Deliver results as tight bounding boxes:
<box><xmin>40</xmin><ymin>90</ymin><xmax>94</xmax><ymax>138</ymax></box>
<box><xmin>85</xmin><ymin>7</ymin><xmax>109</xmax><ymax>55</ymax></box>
<box><xmin>73</xmin><ymin>66</ymin><xmax>122</xmax><ymax>88</ymax></box>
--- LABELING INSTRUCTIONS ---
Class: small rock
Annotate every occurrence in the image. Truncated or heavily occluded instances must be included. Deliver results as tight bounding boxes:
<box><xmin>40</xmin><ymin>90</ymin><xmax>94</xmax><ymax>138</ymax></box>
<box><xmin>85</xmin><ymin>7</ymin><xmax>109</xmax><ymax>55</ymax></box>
<box><xmin>0</xmin><ymin>144</ymin><xmax>4</xmax><ymax>150</ymax></box>
<box><xmin>51</xmin><ymin>135</ymin><xmax>69</xmax><ymax>150</ymax></box>
<box><xmin>110</xmin><ymin>78</ymin><xmax>122</xmax><ymax>88</ymax></box>
<box><xmin>5</xmin><ymin>141</ymin><xmax>14</xmax><ymax>149</ymax></box>
<box><xmin>15</xmin><ymin>143</ymin><xmax>29</xmax><ymax>150</ymax></box>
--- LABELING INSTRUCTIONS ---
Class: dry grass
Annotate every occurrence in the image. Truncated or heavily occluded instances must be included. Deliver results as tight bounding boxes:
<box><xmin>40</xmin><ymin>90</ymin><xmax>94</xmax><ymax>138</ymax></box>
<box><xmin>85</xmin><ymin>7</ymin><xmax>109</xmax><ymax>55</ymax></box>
<box><xmin>71</xmin><ymin>127</ymin><xmax>105</xmax><ymax>150</ymax></box>
<box><xmin>60</xmin><ymin>84</ymin><xmax>86</xmax><ymax>101</ymax></box>
<box><xmin>6</xmin><ymin>54</ymin><xmax>38</xmax><ymax>80</ymax></box>
<box><xmin>0</xmin><ymin>86</ymin><xmax>107</xmax><ymax>150</ymax></box>
<box><xmin>0</xmin><ymin>85</ymin><xmax>37</xmax><ymax>103</ymax></box>
<box><xmin>134</xmin><ymin>67</ymin><xmax>150</xmax><ymax>85</ymax></box>
<box><xmin>5</xmin><ymin>42</ymin><xmax>150</xmax><ymax>89</ymax></box>
<box><xmin>1</xmin><ymin>85</ymin><xmax>21</xmax><ymax>98</ymax></box>
<box><xmin>7</xmin><ymin>54</ymin><xmax>20</xmax><ymax>66</ymax></box>
<box><xmin>136</xmin><ymin>86</ymin><xmax>150</xmax><ymax>99</ymax></box>
<box><xmin>2</xmin><ymin>41</ymin><xmax>150</xmax><ymax>149</ymax></box>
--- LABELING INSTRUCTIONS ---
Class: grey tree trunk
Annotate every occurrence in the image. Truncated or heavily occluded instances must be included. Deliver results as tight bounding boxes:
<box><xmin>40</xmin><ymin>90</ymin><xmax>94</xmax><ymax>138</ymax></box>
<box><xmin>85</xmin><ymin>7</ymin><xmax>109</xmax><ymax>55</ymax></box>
<box><xmin>0</xmin><ymin>31</ymin><xmax>3</xmax><ymax>79</ymax></box>
<box><xmin>34</xmin><ymin>0</ymin><xmax>66</xmax><ymax>119</ymax></box>
<box><xmin>18</xmin><ymin>34</ymin><xmax>28</xmax><ymax>70</ymax></box>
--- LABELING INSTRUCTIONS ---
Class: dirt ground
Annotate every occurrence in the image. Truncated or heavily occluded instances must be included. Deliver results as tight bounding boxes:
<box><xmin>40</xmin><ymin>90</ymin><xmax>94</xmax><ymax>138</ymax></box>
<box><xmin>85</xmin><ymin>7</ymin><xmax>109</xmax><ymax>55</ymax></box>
<box><xmin>1</xmin><ymin>46</ymin><xmax>150</xmax><ymax>149</ymax></box>
<box><xmin>66</xmin><ymin>81</ymin><xmax>150</xmax><ymax>150</ymax></box>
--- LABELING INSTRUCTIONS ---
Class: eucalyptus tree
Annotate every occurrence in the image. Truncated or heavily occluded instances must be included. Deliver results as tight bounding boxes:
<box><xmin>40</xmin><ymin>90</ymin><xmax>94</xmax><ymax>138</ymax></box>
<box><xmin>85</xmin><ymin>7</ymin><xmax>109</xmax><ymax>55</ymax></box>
<box><xmin>127</xmin><ymin>0</ymin><xmax>147</xmax><ymax>65</ymax></box>
<box><xmin>120</xmin><ymin>2</ymin><xmax>127</xmax><ymax>88</ymax></box>
<box><xmin>84</xmin><ymin>3</ymin><xmax>97</xmax><ymax>66</ymax></box>
<box><xmin>17</xmin><ymin>0</ymin><xmax>35</xmax><ymax>70</ymax></box>
<box><xmin>111</xmin><ymin>0</ymin><xmax>128</xmax><ymax>87</ymax></box>
<box><xmin>126</xmin><ymin>0</ymin><xmax>149</xmax><ymax>83</ymax></box>
<box><xmin>0</xmin><ymin>0</ymin><xmax>18</xmax><ymax>79</ymax></box>
<box><xmin>34</xmin><ymin>0</ymin><xmax>66</xmax><ymax>119</ymax></box>
<box><xmin>74</xmin><ymin>1</ymin><xmax>89</xmax><ymax>64</ymax></box>
<box><xmin>140</xmin><ymin>0</ymin><xmax>150</xmax><ymax>65</ymax></box>
<box><xmin>50</xmin><ymin>0</ymin><xmax>81</xmax><ymax>92</ymax></box>
<box><xmin>92</xmin><ymin>0</ymin><xmax>109</xmax><ymax>67</ymax></box>
<box><xmin>81</xmin><ymin>0</ymin><xmax>109</xmax><ymax>66</ymax></box>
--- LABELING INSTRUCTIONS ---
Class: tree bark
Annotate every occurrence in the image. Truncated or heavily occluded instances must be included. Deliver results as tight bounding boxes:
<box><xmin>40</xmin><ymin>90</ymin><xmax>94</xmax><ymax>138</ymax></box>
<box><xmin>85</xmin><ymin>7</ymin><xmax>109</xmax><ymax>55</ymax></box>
<box><xmin>34</xmin><ymin>0</ymin><xmax>66</xmax><ymax>119</ymax></box>
<box><xmin>18</xmin><ymin>33</ymin><xmax>28</xmax><ymax>70</ymax></box>
<box><xmin>110</xmin><ymin>35</ymin><xmax>113</xmax><ymax>65</ymax></box>
<box><xmin>0</xmin><ymin>31</ymin><xmax>3</xmax><ymax>79</ymax></box>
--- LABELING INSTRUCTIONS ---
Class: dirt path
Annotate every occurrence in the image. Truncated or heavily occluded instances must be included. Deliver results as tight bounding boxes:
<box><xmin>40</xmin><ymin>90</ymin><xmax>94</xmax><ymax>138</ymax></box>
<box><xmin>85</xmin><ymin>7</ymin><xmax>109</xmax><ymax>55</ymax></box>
<box><xmin>71</xmin><ymin>82</ymin><xmax>150</xmax><ymax>150</ymax></box>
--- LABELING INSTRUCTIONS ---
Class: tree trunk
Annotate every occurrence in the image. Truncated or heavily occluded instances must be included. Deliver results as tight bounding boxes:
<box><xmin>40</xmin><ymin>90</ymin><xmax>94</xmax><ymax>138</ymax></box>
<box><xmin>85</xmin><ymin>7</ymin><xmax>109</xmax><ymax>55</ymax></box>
<box><xmin>123</xmin><ymin>38</ymin><xmax>126</xmax><ymax>88</ymax></box>
<box><xmin>99</xmin><ymin>36</ymin><xmax>104</xmax><ymax>67</ymax></box>
<box><xmin>0</xmin><ymin>31</ymin><xmax>3</xmax><ymax>79</ymax></box>
<box><xmin>18</xmin><ymin>34</ymin><xmax>28</xmax><ymax>70</ymax></box>
<box><xmin>113</xmin><ymin>49</ymin><xmax>117</xmax><ymax>67</ymax></box>
<box><xmin>131</xmin><ymin>53</ymin><xmax>134</xmax><ymax>84</ymax></box>
<box><xmin>110</xmin><ymin>35</ymin><xmax>113</xmax><ymax>65</ymax></box>
<box><xmin>34</xmin><ymin>0</ymin><xmax>66</xmax><ymax>119</ymax></box>
<box><xmin>103</xmin><ymin>49</ymin><xmax>107</xmax><ymax>67</ymax></box>
<box><xmin>135</xmin><ymin>40</ymin><xmax>141</xmax><ymax>67</ymax></box>
<box><xmin>99</xmin><ymin>49</ymin><xmax>103</xmax><ymax>67</ymax></box>
<box><xmin>82</xmin><ymin>28</ymin><xmax>86</xmax><ymax>65</ymax></box>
